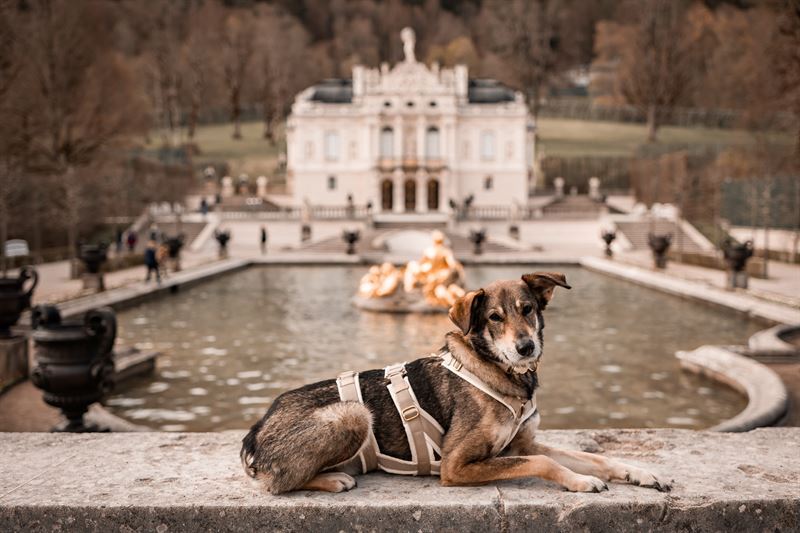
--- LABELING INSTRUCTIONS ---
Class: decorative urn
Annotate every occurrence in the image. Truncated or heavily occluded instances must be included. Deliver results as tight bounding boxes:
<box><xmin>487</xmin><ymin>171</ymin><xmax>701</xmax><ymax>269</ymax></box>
<box><xmin>0</xmin><ymin>266</ymin><xmax>38</xmax><ymax>337</ymax></box>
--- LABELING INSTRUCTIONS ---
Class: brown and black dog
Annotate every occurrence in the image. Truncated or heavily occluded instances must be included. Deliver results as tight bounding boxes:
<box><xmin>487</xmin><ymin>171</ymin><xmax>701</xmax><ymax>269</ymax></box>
<box><xmin>241</xmin><ymin>272</ymin><xmax>671</xmax><ymax>494</ymax></box>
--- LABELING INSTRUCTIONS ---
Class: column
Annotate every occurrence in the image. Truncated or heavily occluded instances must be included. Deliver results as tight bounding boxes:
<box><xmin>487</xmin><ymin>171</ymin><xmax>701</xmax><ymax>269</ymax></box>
<box><xmin>393</xmin><ymin>116</ymin><xmax>403</xmax><ymax>161</ymax></box>
<box><xmin>416</xmin><ymin>169</ymin><xmax>427</xmax><ymax>213</ymax></box>
<box><xmin>417</xmin><ymin>116</ymin><xmax>426</xmax><ymax>163</ymax></box>
<box><xmin>392</xmin><ymin>168</ymin><xmax>404</xmax><ymax>214</ymax></box>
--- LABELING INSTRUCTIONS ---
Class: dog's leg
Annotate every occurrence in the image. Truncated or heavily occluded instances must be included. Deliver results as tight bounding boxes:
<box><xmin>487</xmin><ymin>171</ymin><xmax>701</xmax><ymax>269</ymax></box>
<box><xmin>531</xmin><ymin>443</ymin><xmax>671</xmax><ymax>492</ymax></box>
<box><xmin>506</xmin><ymin>425</ymin><xmax>670</xmax><ymax>492</ymax></box>
<box><xmin>440</xmin><ymin>449</ymin><xmax>608</xmax><ymax>492</ymax></box>
<box><xmin>300</xmin><ymin>472</ymin><xmax>357</xmax><ymax>493</ymax></box>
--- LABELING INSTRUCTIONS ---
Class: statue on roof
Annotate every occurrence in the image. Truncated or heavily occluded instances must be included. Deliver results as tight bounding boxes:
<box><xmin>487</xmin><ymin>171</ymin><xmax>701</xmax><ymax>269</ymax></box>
<box><xmin>401</xmin><ymin>27</ymin><xmax>416</xmax><ymax>63</ymax></box>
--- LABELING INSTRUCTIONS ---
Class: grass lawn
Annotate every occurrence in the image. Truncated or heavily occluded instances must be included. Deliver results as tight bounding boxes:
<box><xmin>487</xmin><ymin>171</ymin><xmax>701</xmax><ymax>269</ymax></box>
<box><xmin>143</xmin><ymin>118</ymin><xmax>792</xmax><ymax>168</ymax></box>
<box><xmin>536</xmin><ymin>118</ymin><xmax>793</xmax><ymax>158</ymax></box>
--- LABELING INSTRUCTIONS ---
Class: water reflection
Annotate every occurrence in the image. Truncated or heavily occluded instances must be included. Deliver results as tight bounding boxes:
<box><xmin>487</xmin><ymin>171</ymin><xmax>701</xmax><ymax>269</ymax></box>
<box><xmin>107</xmin><ymin>266</ymin><xmax>758</xmax><ymax>431</ymax></box>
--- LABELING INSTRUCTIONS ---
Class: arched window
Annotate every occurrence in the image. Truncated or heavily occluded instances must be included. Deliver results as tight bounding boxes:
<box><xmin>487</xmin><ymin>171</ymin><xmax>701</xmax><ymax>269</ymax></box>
<box><xmin>381</xmin><ymin>179</ymin><xmax>393</xmax><ymax>211</ymax></box>
<box><xmin>324</xmin><ymin>131</ymin><xmax>340</xmax><ymax>161</ymax></box>
<box><xmin>404</xmin><ymin>179</ymin><xmax>416</xmax><ymax>212</ymax></box>
<box><xmin>427</xmin><ymin>179</ymin><xmax>440</xmax><ymax>210</ymax></box>
<box><xmin>480</xmin><ymin>130</ymin><xmax>495</xmax><ymax>161</ymax></box>
<box><xmin>380</xmin><ymin>127</ymin><xmax>394</xmax><ymax>158</ymax></box>
<box><xmin>484</xmin><ymin>175</ymin><xmax>493</xmax><ymax>190</ymax></box>
<box><xmin>327</xmin><ymin>175</ymin><xmax>337</xmax><ymax>190</ymax></box>
<box><xmin>425</xmin><ymin>127</ymin><xmax>440</xmax><ymax>159</ymax></box>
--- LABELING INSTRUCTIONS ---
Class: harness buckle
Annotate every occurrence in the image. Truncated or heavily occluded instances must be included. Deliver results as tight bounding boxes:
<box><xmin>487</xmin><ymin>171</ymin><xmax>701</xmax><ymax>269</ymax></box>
<box><xmin>401</xmin><ymin>406</ymin><xmax>420</xmax><ymax>421</ymax></box>
<box><xmin>451</xmin><ymin>359</ymin><xmax>463</xmax><ymax>371</ymax></box>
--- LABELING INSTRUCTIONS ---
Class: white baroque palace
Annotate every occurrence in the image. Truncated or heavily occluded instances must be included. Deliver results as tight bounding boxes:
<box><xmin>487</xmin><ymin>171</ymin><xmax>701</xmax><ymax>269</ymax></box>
<box><xmin>287</xmin><ymin>28</ymin><xmax>534</xmax><ymax>215</ymax></box>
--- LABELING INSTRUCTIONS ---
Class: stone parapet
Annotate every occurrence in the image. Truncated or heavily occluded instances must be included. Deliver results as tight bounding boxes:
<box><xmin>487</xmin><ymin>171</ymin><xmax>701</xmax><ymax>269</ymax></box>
<box><xmin>1</xmin><ymin>429</ymin><xmax>798</xmax><ymax>532</ymax></box>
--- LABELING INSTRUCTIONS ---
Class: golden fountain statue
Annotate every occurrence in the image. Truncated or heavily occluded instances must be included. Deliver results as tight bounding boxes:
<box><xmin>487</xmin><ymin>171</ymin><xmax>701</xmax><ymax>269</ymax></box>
<box><xmin>354</xmin><ymin>231</ymin><xmax>466</xmax><ymax>313</ymax></box>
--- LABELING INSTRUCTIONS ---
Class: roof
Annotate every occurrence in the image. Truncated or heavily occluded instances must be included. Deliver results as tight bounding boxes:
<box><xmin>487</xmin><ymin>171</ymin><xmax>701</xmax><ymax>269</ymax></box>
<box><xmin>467</xmin><ymin>79</ymin><xmax>515</xmax><ymax>104</ymax></box>
<box><xmin>310</xmin><ymin>79</ymin><xmax>353</xmax><ymax>103</ymax></box>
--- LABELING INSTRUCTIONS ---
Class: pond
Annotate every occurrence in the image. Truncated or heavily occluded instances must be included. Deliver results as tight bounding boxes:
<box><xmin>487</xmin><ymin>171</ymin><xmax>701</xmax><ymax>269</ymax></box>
<box><xmin>106</xmin><ymin>265</ymin><xmax>759</xmax><ymax>431</ymax></box>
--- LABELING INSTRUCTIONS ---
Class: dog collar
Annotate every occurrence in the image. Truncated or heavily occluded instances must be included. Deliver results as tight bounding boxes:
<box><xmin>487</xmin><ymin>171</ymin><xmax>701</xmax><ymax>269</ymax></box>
<box><xmin>439</xmin><ymin>351</ymin><xmax>537</xmax><ymax>421</ymax></box>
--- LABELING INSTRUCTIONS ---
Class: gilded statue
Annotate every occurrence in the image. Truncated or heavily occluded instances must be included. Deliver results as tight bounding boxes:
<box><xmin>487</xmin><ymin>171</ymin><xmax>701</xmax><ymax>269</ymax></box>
<box><xmin>356</xmin><ymin>230</ymin><xmax>466</xmax><ymax>310</ymax></box>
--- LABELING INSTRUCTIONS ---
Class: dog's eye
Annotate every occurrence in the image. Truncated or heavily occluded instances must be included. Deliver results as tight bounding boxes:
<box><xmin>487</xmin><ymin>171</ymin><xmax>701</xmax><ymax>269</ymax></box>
<box><xmin>522</xmin><ymin>304</ymin><xmax>533</xmax><ymax>315</ymax></box>
<box><xmin>488</xmin><ymin>313</ymin><xmax>503</xmax><ymax>322</ymax></box>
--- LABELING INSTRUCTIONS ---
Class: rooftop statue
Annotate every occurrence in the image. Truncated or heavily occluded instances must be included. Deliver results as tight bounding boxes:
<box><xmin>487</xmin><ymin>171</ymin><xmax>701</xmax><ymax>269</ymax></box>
<box><xmin>354</xmin><ymin>230</ymin><xmax>466</xmax><ymax>313</ymax></box>
<box><xmin>400</xmin><ymin>27</ymin><xmax>416</xmax><ymax>63</ymax></box>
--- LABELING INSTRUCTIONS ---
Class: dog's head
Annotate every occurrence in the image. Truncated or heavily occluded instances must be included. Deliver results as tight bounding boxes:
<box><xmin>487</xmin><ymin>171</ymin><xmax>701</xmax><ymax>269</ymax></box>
<box><xmin>448</xmin><ymin>272</ymin><xmax>571</xmax><ymax>372</ymax></box>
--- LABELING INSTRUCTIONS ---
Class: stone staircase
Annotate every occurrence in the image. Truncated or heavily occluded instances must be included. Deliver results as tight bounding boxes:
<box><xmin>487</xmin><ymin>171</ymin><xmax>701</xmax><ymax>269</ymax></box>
<box><xmin>615</xmin><ymin>219</ymin><xmax>707</xmax><ymax>254</ymax></box>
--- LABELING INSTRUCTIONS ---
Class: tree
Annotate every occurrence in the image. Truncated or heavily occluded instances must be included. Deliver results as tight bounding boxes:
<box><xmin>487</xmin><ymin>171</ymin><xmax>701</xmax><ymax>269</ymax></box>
<box><xmin>480</xmin><ymin>0</ymin><xmax>566</xmax><ymax>122</ymax></box>
<box><xmin>219</xmin><ymin>8</ymin><xmax>256</xmax><ymax>140</ymax></box>
<box><xmin>10</xmin><ymin>0</ymin><xmax>149</xmax><ymax>259</ymax></box>
<box><xmin>615</xmin><ymin>0</ymin><xmax>695</xmax><ymax>142</ymax></box>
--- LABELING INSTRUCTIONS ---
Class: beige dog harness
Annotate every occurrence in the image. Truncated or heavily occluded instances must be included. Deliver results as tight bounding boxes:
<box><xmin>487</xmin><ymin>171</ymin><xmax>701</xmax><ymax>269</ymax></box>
<box><xmin>335</xmin><ymin>352</ymin><xmax>538</xmax><ymax>476</ymax></box>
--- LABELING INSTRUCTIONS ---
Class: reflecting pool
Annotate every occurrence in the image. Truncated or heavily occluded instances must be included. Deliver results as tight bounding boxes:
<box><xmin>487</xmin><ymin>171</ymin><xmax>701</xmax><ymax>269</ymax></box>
<box><xmin>106</xmin><ymin>266</ymin><xmax>759</xmax><ymax>431</ymax></box>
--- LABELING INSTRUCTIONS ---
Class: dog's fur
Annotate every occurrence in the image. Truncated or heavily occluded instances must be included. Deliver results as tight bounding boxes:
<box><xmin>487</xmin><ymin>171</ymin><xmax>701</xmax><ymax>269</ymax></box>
<box><xmin>241</xmin><ymin>272</ymin><xmax>672</xmax><ymax>494</ymax></box>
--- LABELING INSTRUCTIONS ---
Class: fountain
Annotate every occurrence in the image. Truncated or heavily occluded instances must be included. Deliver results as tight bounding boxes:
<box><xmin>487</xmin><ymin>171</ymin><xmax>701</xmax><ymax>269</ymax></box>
<box><xmin>30</xmin><ymin>305</ymin><xmax>117</xmax><ymax>432</ymax></box>
<box><xmin>353</xmin><ymin>230</ymin><xmax>465</xmax><ymax>313</ymax></box>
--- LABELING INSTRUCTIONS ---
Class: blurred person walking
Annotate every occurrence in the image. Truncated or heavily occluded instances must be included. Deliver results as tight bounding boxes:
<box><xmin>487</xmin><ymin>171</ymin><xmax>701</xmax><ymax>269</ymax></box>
<box><xmin>126</xmin><ymin>231</ymin><xmax>138</xmax><ymax>253</ymax></box>
<box><xmin>260</xmin><ymin>226</ymin><xmax>268</xmax><ymax>255</ymax></box>
<box><xmin>144</xmin><ymin>240</ymin><xmax>161</xmax><ymax>284</ymax></box>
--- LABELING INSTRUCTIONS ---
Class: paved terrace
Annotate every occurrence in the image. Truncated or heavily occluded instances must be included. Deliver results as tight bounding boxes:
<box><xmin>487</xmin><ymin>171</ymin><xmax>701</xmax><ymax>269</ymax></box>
<box><xmin>0</xmin><ymin>429</ymin><xmax>797</xmax><ymax>532</ymax></box>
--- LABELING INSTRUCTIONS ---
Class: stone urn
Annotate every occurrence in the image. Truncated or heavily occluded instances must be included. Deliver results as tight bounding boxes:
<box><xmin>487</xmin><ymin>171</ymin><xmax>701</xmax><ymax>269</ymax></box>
<box><xmin>342</xmin><ymin>230</ymin><xmax>360</xmax><ymax>255</ymax></box>
<box><xmin>30</xmin><ymin>305</ymin><xmax>117</xmax><ymax>432</ymax></box>
<box><xmin>214</xmin><ymin>230</ymin><xmax>231</xmax><ymax>258</ymax></box>
<box><xmin>469</xmin><ymin>229</ymin><xmax>486</xmax><ymax>255</ymax></box>
<box><xmin>601</xmin><ymin>230</ymin><xmax>616</xmax><ymax>258</ymax></box>
<box><xmin>301</xmin><ymin>224</ymin><xmax>312</xmax><ymax>243</ymax></box>
<box><xmin>165</xmin><ymin>235</ymin><xmax>185</xmax><ymax>272</ymax></box>
<box><xmin>648</xmin><ymin>233</ymin><xmax>672</xmax><ymax>269</ymax></box>
<box><xmin>722</xmin><ymin>238</ymin><xmax>754</xmax><ymax>289</ymax></box>
<box><xmin>79</xmin><ymin>243</ymin><xmax>108</xmax><ymax>291</ymax></box>
<box><xmin>508</xmin><ymin>224</ymin><xmax>520</xmax><ymax>240</ymax></box>
<box><xmin>0</xmin><ymin>266</ymin><xmax>38</xmax><ymax>337</ymax></box>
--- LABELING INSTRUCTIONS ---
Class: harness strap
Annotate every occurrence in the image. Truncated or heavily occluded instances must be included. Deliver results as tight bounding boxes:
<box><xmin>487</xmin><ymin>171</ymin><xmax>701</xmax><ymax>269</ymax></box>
<box><xmin>440</xmin><ymin>351</ymin><xmax>538</xmax><ymax>451</ymax></box>
<box><xmin>384</xmin><ymin>363</ymin><xmax>441</xmax><ymax>476</ymax></box>
<box><xmin>335</xmin><ymin>371</ymin><xmax>378</xmax><ymax>473</ymax></box>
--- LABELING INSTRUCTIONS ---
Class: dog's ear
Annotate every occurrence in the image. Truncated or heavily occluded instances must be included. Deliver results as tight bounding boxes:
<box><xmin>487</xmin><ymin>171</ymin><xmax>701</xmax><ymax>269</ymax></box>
<box><xmin>449</xmin><ymin>289</ymin><xmax>485</xmax><ymax>334</ymax></box>
<box><xmin>522</xmin><ymin>272</ymin><xmax>571</xmax><ymax>308</ymax></box>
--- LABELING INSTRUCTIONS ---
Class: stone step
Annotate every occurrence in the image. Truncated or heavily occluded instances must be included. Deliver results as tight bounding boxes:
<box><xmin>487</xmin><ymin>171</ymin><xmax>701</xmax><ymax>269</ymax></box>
<box><xmin>0</xmin><ymin>429</ymin><xmax>797</xmax><ymax>532</ymax></box>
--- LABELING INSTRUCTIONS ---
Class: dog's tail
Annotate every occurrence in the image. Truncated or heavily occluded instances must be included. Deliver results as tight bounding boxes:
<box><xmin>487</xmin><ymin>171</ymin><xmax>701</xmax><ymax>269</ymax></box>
<box><xmin>240</xmin><ymin>424</ymin><xmax>261</xmax><ymax>478</ymax></box>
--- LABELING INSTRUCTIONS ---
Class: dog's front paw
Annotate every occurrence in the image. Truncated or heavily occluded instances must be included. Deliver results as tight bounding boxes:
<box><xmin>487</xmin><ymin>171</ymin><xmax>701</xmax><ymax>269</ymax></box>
<box><xmin>626</xmin><ymin>467</ymin><xmax>671</xmax><ymax>492</ymax></box>
<box><xmin>564</xmin><ymin>474</ymin><xmax>608</xmax><ymax>493</ymax></box>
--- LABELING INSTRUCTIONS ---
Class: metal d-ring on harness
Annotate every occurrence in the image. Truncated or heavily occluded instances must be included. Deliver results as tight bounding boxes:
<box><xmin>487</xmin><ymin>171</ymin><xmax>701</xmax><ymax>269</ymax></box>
<box><xmin>334</xmin><ymin>352</ymin><xmax>538</xmax><ymax>476</ymax></box>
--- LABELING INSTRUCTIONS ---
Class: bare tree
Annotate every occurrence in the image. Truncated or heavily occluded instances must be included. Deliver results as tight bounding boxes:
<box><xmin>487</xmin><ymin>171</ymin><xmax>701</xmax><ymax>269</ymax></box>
<box><xmin>615</xmin><ymin>0</ymin><xmax>695</xmax><ymax>142</ymax></box>
<box><xmin>219</xmin><ymin>9</ymin><xmax>256</xmax><ymax>140</ymax></box>
<box><xmin>481</xmin><ymin>0</ymin><xmax>566</xmax><ymax>122</ymax></box>
<box><xmin>12</xmin><ymin>0</ymin><xmax>149</xmax><ymax>259</ymax></box>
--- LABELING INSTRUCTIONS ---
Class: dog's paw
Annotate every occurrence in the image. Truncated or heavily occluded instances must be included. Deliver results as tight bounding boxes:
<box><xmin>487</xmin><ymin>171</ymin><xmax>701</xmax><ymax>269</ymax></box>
<box><xmin>625</xmin><ymin>467</ymin><xmax>671</xmax><ymax>492</ymax></box>
<box><xmin>564</xmin><ymin>474</ymin><xmax>608</xmax><ymax>493</ymax></box>
<box><xmin>325</xmin><ymin>472</ymin><xmax>358</xmax><ymax>493</ymax></box>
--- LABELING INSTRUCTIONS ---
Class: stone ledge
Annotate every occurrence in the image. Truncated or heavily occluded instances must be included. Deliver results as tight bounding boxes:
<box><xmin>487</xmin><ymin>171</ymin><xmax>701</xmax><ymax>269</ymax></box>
<box><xmin>1</xmin><ymin>429</ymin><xmax>798</xmax><ymax>532</ymax></box>
<box><xmin>677</xmin><ymin>345</ymin><xmax>789</xmax><ymax>432</ymax></box>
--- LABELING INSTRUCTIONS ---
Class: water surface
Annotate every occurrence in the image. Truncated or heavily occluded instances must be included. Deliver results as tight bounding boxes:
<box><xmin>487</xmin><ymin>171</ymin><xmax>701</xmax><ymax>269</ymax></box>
<box><xmin>107</xmin><ymin>266</ymin><xmax>758</xmax><ymax>431</ymax></box>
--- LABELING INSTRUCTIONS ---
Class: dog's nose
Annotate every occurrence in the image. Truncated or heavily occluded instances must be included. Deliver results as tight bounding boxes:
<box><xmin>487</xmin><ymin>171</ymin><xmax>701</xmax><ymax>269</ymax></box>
<box><xmin>516</xmin><ymin>339</ymin><xmax>536</xmax><ymax>357</ymax></box>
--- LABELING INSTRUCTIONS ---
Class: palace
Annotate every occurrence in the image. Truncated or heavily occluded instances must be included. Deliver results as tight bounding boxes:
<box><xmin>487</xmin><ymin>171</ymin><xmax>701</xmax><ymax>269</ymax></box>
<box><xmin>286</xmin><ymin>28</ymin><xmax>534</xmax><ymax>216</ymax></box>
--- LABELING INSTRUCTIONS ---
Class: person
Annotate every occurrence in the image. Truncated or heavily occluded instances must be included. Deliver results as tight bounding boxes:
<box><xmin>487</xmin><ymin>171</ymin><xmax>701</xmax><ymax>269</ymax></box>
<box><xmin>144</xmin><ymin>240</ymin><xmax>160</xmax><ymax>284</ymax></box>
<box><xmin>260</xmin><ymin>226</ymin><xmax>268</xmax><ymax>255</ymax></box>
<box><xmin>115</xmin><ymin>228</ymin><xmax>123</xmax><ymax>254</ymax></box>
<box><xmin>200</xmin><ymin>198</ymin><xmax>209</xmax><ymax>217</ymax></box>
<box><xmin>126</xmin><ymin>231</ymin><xmax>138</xmax><ymax>253</ymax></box>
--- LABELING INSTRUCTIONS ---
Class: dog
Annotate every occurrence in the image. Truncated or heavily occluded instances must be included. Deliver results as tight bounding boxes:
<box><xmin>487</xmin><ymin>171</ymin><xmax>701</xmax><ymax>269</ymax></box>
<box><xmin>241</xmin><ymin>272</ymin><xmax>671</xmax><ymax>494</ymax></box>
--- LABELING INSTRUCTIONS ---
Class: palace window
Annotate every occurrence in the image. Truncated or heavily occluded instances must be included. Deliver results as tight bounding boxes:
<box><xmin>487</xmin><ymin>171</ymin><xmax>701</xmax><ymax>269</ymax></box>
<box><xmin>327</xmin><ymin>175</ymin><xmax>337</xmax><ymax>190</ymax></box>
<box><xmin>484</xmin><ymin>175</ymin><xmax>493</xmax><ymax>190</ymax></box>
<box><xmin>425</xmin><ymin>127</ymin><xmax>440</xmax><ymax>159</ymax></box>
<box><xmin>480</xmin><ymin>130</ymin><xmax>496</xmax><ymax>161</ymax></box>
<box><xmin>384</xmin><ymin>101</ymin><xmax>392</xmax><ymax>108</ymax></box>
<box><xmin>380</xmin><ymin>127</ymin><xmax>394</xmax><ymax>158</ymax></box>
<box><xmin>324</xmin><ymin>131</ymin><xmax>340</xmax><ymax>161</ymax></box>
<box><xmin>429</xmin><ymin>101</ymin><xmax>437</xmax><ymax>108</ymax></box>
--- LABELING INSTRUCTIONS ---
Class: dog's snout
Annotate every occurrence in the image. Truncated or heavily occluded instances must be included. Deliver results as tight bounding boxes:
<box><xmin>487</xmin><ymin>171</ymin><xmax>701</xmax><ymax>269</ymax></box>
<box><xmin>515</xmin><ymin>338</ymin><xmax>536</xmax><ymax>357</ymax></box>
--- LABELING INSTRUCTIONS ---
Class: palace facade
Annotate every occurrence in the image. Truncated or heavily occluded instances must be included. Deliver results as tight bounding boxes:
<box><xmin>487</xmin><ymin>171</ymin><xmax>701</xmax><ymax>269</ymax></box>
<box><xmin>286</xmin><ymin>28</ymin><xmax>534</xmax><ymax>215</ymax></box>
